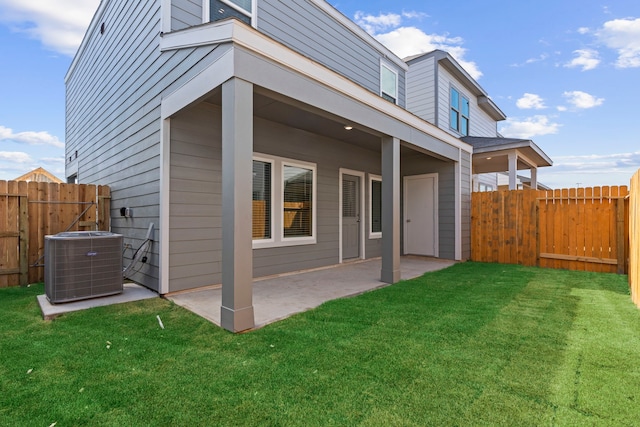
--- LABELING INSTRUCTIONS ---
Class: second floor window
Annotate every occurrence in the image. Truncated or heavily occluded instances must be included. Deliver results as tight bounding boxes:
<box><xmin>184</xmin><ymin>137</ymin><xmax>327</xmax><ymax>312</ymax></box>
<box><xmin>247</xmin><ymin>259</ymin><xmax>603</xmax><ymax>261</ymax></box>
<box><xmin>211</xmin><ymin>0</ymin><xmax>253</xmax><ymax>25</ymax></box>
<box><xmin>450</xmin><ymin>87</ymin><xmax>469</xmax><ymax>136</ymax></box>
<box><xmin>381</xmin><ymin>63</ymin><xmax>398</xmax><ymax>104</ymax></box>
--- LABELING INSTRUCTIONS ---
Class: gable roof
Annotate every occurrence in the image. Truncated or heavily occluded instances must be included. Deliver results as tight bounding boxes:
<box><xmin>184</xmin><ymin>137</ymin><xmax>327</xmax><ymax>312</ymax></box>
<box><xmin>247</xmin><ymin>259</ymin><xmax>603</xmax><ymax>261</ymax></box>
<box><xmin>406</xmin><ymin>50</ymin><xmax>506</xmax><ymax>121</ymax></box>
<box><xmin>13</xmin><ymin>167</ymin><xmax>64</xmax><ymax>183</ymax></box>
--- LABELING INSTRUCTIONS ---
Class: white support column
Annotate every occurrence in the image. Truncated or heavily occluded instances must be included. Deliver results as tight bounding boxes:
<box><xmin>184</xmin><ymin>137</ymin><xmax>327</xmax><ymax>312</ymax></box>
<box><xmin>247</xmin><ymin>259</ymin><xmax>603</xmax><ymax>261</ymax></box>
<box><xmin>220</xmin><ymin>78</ymin><xmax>255</xmax><ymax>332</ymax></box>
<box><xmin>508</xmin><ymin>152</ymin><xmax>518</xmax><ymax>190</ymax></box>
<box><xmin>381</xmin><ymin>136</ymin><xmax>400</xmax><ymax>284</ymax></box>
<box><xmin>530</xmin><ymin>168</ymin><xmax>538</xmax><ymax>190</ymax></box>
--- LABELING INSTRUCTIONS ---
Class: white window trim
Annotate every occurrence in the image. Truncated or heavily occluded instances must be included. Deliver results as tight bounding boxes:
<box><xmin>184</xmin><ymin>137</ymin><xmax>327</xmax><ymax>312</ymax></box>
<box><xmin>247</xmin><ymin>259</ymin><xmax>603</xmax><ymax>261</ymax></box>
<box><xmin>207</xmin><ymin>0</ymin><xmax>258</xmax><ymax>28</ymax></box>
<box><xmin>368</xmin><ymin>174</ymin><xmax>382</xmax><ymax>239</ymax></box>
<box><xmin>252</xmin><ymin>155</ymin><xmax>275</xmax><ymax>245</ymax></box>
<box><xmin>380</xmin><ymin>60</ymin><xmax>399</xmax><ymax>105</ymax></box>
<box><xmin>253</xmin><ymin>153</ymin><xmax>317</xmax><ymax>249</ymax></box>
<box><xmin>338</xmin><ymin>169</ymin><xmax>366</xmax><ymax>262</ymax></box>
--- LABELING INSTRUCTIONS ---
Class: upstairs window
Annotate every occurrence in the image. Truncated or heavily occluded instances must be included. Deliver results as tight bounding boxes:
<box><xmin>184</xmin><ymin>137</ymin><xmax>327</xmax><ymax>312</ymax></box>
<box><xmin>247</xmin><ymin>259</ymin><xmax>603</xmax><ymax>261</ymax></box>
<box><xmin>450</xmin><ymin>87</ymin><xmax>469</xmax><ymax>136</ymax></box>
<box><xmin>381</xmin><ymin>63</ymin><xmax>398</xmax><ymax>104</ymax></box>
<box><xmin>210</xmin><ymin>0</ymin><xmax>253</xmax><ymax>26</ymax></box>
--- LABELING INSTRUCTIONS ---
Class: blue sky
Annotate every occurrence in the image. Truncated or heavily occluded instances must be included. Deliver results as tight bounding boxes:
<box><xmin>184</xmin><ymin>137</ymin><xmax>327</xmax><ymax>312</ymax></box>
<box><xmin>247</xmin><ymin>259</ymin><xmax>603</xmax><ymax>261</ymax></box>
<box><xmin>0</xmin><ymin>0</ymin><xmax>639</xmax><ymax>188</ymax></box>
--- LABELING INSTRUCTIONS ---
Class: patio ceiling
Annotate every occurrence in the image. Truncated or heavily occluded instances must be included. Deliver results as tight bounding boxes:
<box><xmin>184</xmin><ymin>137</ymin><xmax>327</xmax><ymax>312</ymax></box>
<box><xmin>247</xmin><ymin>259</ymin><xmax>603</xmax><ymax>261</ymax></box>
<box><xmin>204</xmin><ymin>87</ymin><xmax>430</xmax><ymax>158</ymax></box>
<box><xmin>462</xmin><ymin>136</ymin><xmax>553</xmax><ymax>174</ymax></box>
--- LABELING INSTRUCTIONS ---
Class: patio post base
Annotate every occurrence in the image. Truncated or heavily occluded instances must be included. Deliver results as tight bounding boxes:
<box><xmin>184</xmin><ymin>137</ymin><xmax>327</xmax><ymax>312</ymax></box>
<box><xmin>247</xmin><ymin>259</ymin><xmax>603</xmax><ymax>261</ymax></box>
<box><xmin>221</xmin><ymin>305</ymin><xmax>255</xmax><ymax>332</ymax></box>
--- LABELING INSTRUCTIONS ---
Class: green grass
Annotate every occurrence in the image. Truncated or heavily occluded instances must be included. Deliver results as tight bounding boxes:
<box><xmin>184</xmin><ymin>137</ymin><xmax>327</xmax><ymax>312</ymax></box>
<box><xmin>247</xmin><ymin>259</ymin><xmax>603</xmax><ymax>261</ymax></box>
<box><xmin>1</xmin><ymin>263</ymin><xmax>639</xmax><ymax>426</ymax></box>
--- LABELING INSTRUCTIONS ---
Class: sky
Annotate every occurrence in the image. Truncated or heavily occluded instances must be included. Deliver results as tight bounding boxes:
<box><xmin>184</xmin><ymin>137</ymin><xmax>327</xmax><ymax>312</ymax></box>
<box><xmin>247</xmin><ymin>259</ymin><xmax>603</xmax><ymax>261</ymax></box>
<box><xmin>0</xmin><ymin>0</ymin><xmax>639</xmax><ymax>189</ymax></box>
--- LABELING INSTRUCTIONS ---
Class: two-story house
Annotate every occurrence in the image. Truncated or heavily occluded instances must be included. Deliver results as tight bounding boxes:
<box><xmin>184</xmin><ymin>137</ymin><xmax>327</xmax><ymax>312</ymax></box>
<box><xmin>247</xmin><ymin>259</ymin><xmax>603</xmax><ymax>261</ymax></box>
<box><xmin>65</xmin><ymin>0</ymin><xmax>547</xmax><ymax>332</ymax></box>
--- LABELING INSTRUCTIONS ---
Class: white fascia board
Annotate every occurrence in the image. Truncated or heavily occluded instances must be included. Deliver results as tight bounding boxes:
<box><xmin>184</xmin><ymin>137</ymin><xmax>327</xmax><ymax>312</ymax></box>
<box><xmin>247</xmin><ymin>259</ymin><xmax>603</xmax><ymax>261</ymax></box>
<box><xmin>161</xmin><ymin>20</ymin><xmax>470</xmax><ymax>153</ymax></box>
<box><xmin>307</xmin><ymin>0</ymin><xmax>408</xmax><ymax>71</ymax></box>
<box><xmin>66</xmin><ymin>0</ymin><xmax>110</xmax><ymax>82</ymax></box>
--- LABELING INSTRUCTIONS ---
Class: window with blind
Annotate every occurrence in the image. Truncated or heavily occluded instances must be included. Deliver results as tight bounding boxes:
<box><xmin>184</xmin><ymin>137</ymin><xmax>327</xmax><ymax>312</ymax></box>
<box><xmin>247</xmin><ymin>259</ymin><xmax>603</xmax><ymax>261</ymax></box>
<box><xmin>283</xmin><ymin>165</ymin><xmax>313</xmax><ymax>238</ymax></box>
<box><xmin>369</xmin><ymin>175</ymin><xmax>382</xmax><ymax>238</ymax></box>
<box><xmin>252</xmin><ymin>154</ymin><xmax>317</xmax><ymax>248</ymax></box>
<box><xmin>252</xmin><ymin>160</ymin><xmax>271</xmax><ymax>240</ymax></box>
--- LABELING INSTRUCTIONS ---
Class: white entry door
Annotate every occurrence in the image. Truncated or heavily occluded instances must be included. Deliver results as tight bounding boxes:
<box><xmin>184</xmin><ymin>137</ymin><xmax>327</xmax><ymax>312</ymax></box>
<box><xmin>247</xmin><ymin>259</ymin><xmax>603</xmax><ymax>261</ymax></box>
<box><xmin>404</xmin><ymin>174</ymin><xmax>438</xmax><ymax>257</ymax></box>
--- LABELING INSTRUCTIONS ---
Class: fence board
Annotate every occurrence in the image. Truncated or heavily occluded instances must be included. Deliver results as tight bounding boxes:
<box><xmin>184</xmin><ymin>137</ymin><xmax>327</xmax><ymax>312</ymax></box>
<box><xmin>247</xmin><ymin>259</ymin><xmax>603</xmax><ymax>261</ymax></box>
<box><xmin>631</xmin><ymin>171</ymin><xmax>640</xmax><ymax>307</ymax></box>
<box><xmin>0</xmin><ymin>181</ymin><xmax>111</xmax><ymax>286</ymax></box>
<box><xmin>0</xmin><ymin>181</ymin><xmax>8</xmax><ymax>287</ymax></box>
<box><xmin>471</xmin><ymin>186</ymin><xmax>630</xmax><ymax>274</ymax></box>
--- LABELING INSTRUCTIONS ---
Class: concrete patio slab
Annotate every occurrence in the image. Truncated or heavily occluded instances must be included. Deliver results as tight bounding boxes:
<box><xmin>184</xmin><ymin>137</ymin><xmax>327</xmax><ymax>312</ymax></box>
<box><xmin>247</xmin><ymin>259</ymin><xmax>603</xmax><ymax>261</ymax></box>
<box><xmin>168</xmin><ymin>256</ymin><xmax>455</xmax><ymax>329</ymax></box>
<box><xmin>37</xmin><ymin>283</ymin><xmax>158</xmax><ymax>320</ymax></box>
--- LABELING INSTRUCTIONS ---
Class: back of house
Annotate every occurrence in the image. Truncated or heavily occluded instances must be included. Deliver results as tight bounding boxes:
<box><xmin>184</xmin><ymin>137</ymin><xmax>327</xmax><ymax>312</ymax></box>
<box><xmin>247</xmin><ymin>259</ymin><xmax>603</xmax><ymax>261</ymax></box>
<box><xmin>66</xmin><ymin>0</ymin><xmax>489</xmax><ymax>331</ymax></box>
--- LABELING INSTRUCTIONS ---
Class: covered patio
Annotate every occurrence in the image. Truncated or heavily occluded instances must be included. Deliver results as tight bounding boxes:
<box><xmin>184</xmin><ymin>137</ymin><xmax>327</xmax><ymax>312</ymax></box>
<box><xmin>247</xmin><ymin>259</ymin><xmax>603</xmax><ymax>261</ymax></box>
<box><xmin>167</xmin><ymin>256</ymin><xmax>455</xmax><ymax>329</ymax></box>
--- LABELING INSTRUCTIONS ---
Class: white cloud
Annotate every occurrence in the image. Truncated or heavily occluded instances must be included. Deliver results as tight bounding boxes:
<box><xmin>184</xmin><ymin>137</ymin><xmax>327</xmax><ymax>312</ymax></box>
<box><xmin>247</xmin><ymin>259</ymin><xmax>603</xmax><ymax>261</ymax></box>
<box><xmin>556</xmin><ymin>106</ymin><xmax>568</xmax><ymax>112</ymax></box>
<box><xmin>563</xmin><ymin>91</ymin><xmax>604</xmax><ymax>109</ymax></box>
<box><xmin>0</xmin><ymin>0</ymin><xmax>99</xmax><ymax>55</ymax></box>
<box><xmin>0</xmin><ymin>151</ymin><xmax>32</xmax><ymax>163</ymax></box>
<box><xmin>499</xmin><ymin>115</ymin><xmax>561</xmax><ymax>139</ymax></box>
<box><xmin>516</xmin><ymin>93</ymin><xmax>547</xmax><ymax>110</ymax></box>
<box><xmin>577</xmin><ymin>27</ymin><xmax>591</xmax><ymax>35</ymax></box>
<box><xmin>564</xmin><ymin>49</ymin><xmax>601</xmax><ymax>71</ymax></box>
<box><xmin>354</xmin><ymin>11</ymin><xmax>482</xmax><ymax>80</ymax></box>
<box><xmin>401</xmin><ymin>11</ymin><xmax>429</xmax><ymax>20</ymax></box>
<box><xmin>0</xmin><ymin>125</ymin><xmax>65</xmax><ymax>148</ymax></box>
<box><xmin>596</xmin><ymin>17</ymin><xmax>640</xmax><ymax>68</ymax></box>
<box><xmin>354</xmin><ymin>11</ymin><xmax>402</xmax><ymax>34</ymax></box>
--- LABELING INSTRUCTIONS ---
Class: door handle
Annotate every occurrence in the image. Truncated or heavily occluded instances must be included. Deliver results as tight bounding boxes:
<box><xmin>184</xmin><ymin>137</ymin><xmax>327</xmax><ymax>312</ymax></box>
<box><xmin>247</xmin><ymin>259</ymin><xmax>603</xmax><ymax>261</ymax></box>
<box><xmin>406</xmin><ymin>219</ymin><xmax>411</xmax><ymax>223</ymax></box>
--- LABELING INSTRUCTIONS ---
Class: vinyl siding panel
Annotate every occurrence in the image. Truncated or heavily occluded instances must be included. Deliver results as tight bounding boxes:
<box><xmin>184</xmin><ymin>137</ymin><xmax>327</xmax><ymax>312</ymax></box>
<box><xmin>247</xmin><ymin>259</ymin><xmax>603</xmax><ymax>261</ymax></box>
<box><xmin>169</xmin><ymin>103</ymin><xmax>222</xmax><ymax>292</ymax></box>
<box><xmin>257</xmin><ymin>0</ymin><xmax>406</xmax><ymax>107</ymax></box>
<box><xmin>406</xmin><ymin>56</ymin><xmax>436</xmax><ymax>124</ymax></box>
<box><xmin>172</xmin><ymin>0</ymin><xmax>203</xmax><ymax>31</ymax></box>
<box><xmin>437</xmin><ymin>65</ymin><xmax>498</xmax><ymax>138</ymax></box>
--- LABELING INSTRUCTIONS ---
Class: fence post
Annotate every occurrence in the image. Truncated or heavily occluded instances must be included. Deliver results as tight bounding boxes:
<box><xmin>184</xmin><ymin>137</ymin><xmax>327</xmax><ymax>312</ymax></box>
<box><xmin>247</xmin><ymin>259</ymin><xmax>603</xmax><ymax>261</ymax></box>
<box><xmin>535</xmin><ymin>197</ymin><xmax>540</xmax><ymax>267</ymax></box>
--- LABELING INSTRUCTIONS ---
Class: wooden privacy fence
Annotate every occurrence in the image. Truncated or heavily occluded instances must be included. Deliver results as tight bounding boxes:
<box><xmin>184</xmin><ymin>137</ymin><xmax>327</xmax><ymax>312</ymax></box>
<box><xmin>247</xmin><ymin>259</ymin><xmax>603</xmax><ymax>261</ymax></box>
<box><xmin>471</xmin><ymin>186</ymin><xmax>629</xmax><ymax>274</ymax></box>
<box><xmin>630</xmin><ymin>170</ymin><xmax>640</xmax><ymax>306</ymax></box>
<box><xmin>0</xmin><ymin>181</ymin><xmax>111</xmax><ymax>287</ymax></box>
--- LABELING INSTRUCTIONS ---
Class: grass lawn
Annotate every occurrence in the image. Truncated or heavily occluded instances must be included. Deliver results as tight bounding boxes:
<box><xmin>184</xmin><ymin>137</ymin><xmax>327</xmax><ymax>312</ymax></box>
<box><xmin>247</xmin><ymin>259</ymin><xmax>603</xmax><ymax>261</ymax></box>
<box><xmin>1</xmin><ymin>262</ymin><xmax>639</xmax><ymax>426</ymax></box>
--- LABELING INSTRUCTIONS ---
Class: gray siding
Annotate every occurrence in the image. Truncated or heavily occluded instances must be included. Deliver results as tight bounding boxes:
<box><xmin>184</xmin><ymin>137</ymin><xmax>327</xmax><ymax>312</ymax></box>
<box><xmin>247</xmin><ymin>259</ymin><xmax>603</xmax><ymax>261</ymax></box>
<box><xmin>169</xmin><ymin>103</ymin><xmax>222</xmax><ymax>291</ymax></box>
<box><xmin>66</xmin><ymin>0</ymin><xmax>229</xmax><ymax>291</ymax></box>
<box><xmin>406</xmin><ymin>56</ymin><xmax>436</xmax><ymax>124</ymax></box>
<box><xmin>257</xmin><ymin>0</ymin><xmax>406</xmax><ymax>107</ymax></box>
<box><xmin>401</xmin><ymin>154</ymin><xmax>457</xmax><ymax>260</ymax></box>
<box><xmin>171</xmin><ymin>0</ymin><xmax>203</xmax><ymax>31</ymax></box>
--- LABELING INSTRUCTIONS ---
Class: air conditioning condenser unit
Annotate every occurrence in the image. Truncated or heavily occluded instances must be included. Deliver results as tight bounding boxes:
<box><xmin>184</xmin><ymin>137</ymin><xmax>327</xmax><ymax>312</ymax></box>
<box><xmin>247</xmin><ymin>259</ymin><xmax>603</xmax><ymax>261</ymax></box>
<box><xmin>45</xmin><ymin>231</ymin><xmax>123</xmax><ymax>304</ymax></box>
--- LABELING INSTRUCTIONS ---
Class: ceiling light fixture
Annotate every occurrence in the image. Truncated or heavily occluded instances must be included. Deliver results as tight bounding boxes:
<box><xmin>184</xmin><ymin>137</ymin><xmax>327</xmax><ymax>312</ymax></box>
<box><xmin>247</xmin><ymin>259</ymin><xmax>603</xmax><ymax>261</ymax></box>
<box><xmin>344</xmin><ymin>125</ymin><xmax>353</xmax><ymax>131</ymax></box>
